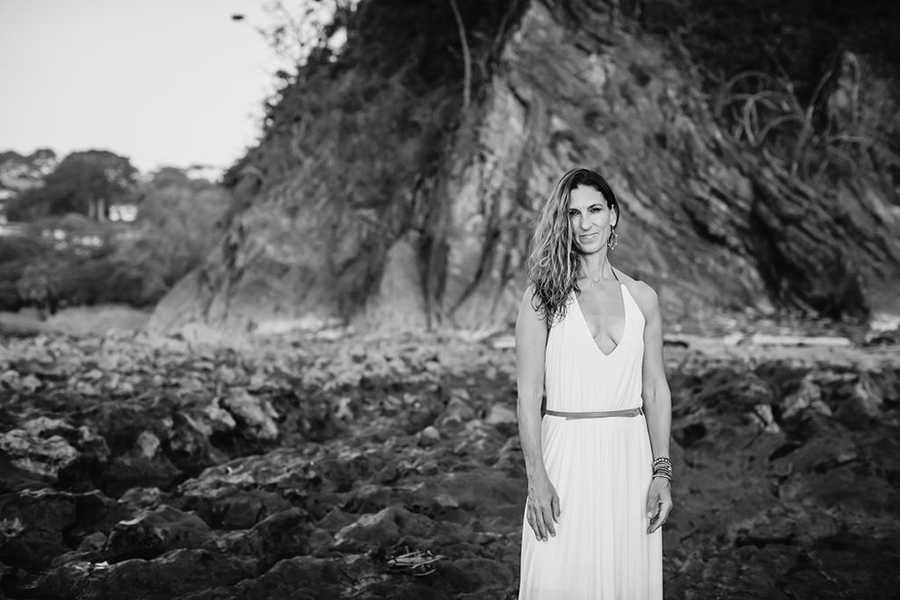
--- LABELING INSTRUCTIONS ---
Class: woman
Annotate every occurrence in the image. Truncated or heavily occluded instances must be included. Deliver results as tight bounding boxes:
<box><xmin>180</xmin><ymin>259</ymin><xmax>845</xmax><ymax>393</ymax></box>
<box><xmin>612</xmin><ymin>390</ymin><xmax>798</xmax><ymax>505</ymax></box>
<box><xmin>517</xmin><ymin>168</ymin><xmax>673</xmax><ymax>599</ymax></box>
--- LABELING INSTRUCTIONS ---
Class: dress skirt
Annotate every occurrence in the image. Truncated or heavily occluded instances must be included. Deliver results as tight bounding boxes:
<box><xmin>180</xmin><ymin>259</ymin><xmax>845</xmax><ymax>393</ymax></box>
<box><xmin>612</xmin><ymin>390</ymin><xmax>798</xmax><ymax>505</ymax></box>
<box><xmin>518</xmin><ymin>285</ymin><xmax>663</xmax><ymax>599</ymax></box>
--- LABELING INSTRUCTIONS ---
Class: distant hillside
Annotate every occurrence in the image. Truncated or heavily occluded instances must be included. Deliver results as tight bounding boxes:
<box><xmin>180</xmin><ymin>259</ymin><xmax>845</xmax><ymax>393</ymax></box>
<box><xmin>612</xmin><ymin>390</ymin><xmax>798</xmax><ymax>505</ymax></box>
<box><xmin>150</xmin><ymin>0</ymin><xmax>900</xmax><ymax>334</ymax></box>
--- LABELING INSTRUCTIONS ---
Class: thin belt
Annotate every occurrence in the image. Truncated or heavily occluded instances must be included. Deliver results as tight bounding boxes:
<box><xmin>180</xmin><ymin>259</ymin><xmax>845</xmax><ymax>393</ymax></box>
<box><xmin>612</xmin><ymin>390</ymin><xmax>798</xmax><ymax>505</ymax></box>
<box><xmin>545</xmin><ymin>407</ymin><xmax>643</xmax><ymax>420</ymax></box>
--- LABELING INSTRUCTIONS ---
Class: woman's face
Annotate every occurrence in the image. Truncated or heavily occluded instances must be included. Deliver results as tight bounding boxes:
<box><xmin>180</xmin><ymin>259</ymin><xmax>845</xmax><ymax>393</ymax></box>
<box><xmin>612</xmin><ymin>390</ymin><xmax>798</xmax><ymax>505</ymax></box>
<box><xmin>568</xmin><ymin>184</ymin><xmax>617</xmax><ymax>254</ymax></box>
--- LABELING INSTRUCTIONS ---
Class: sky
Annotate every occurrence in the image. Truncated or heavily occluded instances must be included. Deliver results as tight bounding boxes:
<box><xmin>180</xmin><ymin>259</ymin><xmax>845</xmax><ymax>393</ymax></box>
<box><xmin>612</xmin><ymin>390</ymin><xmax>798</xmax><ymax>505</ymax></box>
<box><xmin>0</xmin><ymin>0</ymin><xmax>288</xmax><ymax>174</ymax></box>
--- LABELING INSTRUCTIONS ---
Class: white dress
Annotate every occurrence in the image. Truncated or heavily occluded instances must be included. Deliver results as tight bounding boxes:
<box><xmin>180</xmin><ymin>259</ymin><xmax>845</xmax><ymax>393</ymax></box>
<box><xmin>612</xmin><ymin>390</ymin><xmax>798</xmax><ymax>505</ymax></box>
<box><xmin>519</xmin><ymin>284</ymin><xmax>663</xmax><ymax>599</ymax></box>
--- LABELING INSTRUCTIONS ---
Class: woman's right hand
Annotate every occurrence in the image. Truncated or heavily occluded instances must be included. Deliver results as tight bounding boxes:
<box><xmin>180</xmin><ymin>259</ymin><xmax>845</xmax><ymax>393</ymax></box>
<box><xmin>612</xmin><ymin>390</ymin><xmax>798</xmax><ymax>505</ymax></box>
<box><xmin>526</xmin><ymin>476</ymin><xmax>561</xmax><ymax>541</ymax></box>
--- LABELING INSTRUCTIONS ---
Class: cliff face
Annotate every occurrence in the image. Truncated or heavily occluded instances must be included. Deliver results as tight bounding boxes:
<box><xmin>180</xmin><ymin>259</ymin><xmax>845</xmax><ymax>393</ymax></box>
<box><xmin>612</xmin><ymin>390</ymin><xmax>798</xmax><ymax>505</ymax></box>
<box><xmin>149</xmin><ymin>0</ymin><xmax>900</xmax><ymax>334</ymax></box>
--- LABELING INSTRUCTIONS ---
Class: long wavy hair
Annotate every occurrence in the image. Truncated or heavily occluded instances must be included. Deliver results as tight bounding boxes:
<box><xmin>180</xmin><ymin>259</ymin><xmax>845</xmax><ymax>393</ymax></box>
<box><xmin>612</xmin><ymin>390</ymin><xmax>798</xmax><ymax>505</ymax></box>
<box><xmin>526</xmin><ymin>168</ymin><xmax>620</xmax><ymax>326</ymax></box>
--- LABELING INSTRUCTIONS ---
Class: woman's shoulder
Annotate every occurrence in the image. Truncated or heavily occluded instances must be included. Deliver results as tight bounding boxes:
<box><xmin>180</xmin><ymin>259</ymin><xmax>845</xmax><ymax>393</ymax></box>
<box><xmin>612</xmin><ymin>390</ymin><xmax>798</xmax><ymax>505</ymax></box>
<box><xmin>613</xmin><ymin>269</ymin><xmax>660</xmax><ymax>315</ymax></box>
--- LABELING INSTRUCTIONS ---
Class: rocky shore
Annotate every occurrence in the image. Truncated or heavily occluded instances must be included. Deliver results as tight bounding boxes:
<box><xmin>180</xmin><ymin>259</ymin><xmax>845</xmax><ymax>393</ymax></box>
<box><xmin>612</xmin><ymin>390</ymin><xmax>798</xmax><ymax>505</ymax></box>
<box><xmin>0</xmin><ymin>329</ymin><xmax>898</xmax><ymax>599</ymax></box>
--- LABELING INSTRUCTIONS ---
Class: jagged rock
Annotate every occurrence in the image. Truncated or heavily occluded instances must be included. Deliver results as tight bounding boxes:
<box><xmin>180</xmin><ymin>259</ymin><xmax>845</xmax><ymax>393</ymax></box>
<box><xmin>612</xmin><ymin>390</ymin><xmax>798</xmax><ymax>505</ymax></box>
<box><xmin>76</xmin><ymin>531</ymin><xmax>107</xmax><ymax>554</ymax></box>
<box><xmin>222</xmin><ymin>388</ymin><xmax>279</xmax><ymax>442</ymax></box>
<box><xmin>216</xmin><ymin>508</ymin><xmax>312</xmax><ymax>563</ymax></box>
<box><xmin>340</xmin><ymin>482</ymin><xmax>393</xmax><ymax>515</ymax></box>
<box><xmin>0</xmin><ymin>488</ymin><xmax>76</xmax><ymax>568</ymax></box>
<box><xmin>118</xmin><ymin>486</ymin><xmax>167</xmax><ymax>511</ymax></box>
<box><xmin>0</xmin><ymin>487</ymin><xmax>127</xmax><ymax>572</ymax></box>
<box><xmin>833</xmin><ymin>373</ymin><xmax>885</xmax><ymax>430</ymax></box>
<box><xmin>148</xmin><ymin>0</ymin><xmax>900</xmax><ymax>334</ymax></box>
<box><xmin>79</xmin><ymin>548</ymin><xmax>259</xmax><ymax>600</ymax></box>
<box><xmin>181</xmin><ymin>555</ymin><xmax>351</xmax><ymax>600</ymax></box>
<box><xmin>0</xmin><ymin>416</ymin><xmax>110</xmax><ymax>494</ymax></box>
<box><xmin>103</xmin><ymin>431</ymin><xmax>182</xmax><ymax>497</ymax></box>
<box><xmin>749</xmin><ymin>403</ymin><xmax>780</xmax><ymax>434</ymax></box>
<box><xmin>333</xmin><ymin>505</ymin><xmax>434</xmax><ymax>551</ymax></box>
<box><xmin>433</xmin><ymin>557</ymin><xmax>517</xmax><ymax>596</ymax></box>
<box><xmin>17</xmin><ymin>559</ymin><xmax>96</xmax><ymax>600</ymax></box>
<box><xmin>315</xmin><ymin>451</ymin><xmax>386</xmax><ymax>494</ymax></box>
<box><xmin>165</xmin><ymin>411</ymin><xmax>230</xmax><ymax>475</ymax></box>
<box><xmin>175</xmin><ymin>449</ymin><xmax>309</xmax><ymax>529</ymax></box>
<box><xmin>4</xmin><ymin>312</ymin><xmax>900</xmax><ymax>598</ymax></box>
<box><xmin>104</xmin><ymin>504</ymin><xmax>214</xmax><ymax>563</ymax></box>
<box><xmin>176</xmin><ymin>451</ymin><xmax>302</xmax><ymax>502</ymax></box>
<box><xmin>0</xmin><ymin>450</ymin><xmax>53</xmax><ymax>493</ymax></box>
<box><xmin>49</xmin><ymin>531</ymin><xmax>107</xmax><ymax>568</ymax></box>
<box><xmin>200</xmin><ymin>397</ymin><xmax>238</xmax><ymax>434</ymax></box>
<box><xmin>0</xmin><ymin>417</ymin><xmax>80</xmax><ymax>479</ymax></box>
<box><xmin>436</xmin><ymin>394</ymin><xmax>477</xmax><ymax>431</ymax></box>
<box><xmin>485</xmin><ymin>403</ymin><xmax>518</xmax><ymax>436</ymax></box>
<box><xmin>494</xmin><ymin>436</ymin><xmax>525</xmax><ymax>477</ymax></box>
<box><xmin>725</xmin><ymin>504</ymin><xmax>841</xmax><ymax>547</ymax></box>
<box><xmin>417</xmin><ymin>425</ymin><xmax>441</xmax><ymax>447</ymax></box>
<box><xmin>69</xmin><ymin>489</ymin><xmax>131</xmax><ymax>540</ymax></box>
<box><xmin>198</xmin><ymin>489</ymin><xmax>293</xmax><ymax>531</ymax></box>
<box><xmin>780</xmin><ymin>374</ymin><xmax>833</xmax><ymax>420</ymax></box>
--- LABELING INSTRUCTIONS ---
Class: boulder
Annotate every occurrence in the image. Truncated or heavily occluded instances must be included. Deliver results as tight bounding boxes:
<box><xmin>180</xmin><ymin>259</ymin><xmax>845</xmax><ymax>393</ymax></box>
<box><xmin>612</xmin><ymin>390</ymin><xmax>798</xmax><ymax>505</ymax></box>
<box><xmin>780</xmin><ymin>374</ymin><xmax>833</xmax><ymax>421</ymax></box>
<box><xmin>417</xmin><ymin>425</ymin><xmax>442</xmax><ymax>447</ymax></box>
<box><xmin>164</xmin><ymin>410</ymin><xmax>230</xmax><ymax>475</ymax></box>
<box><xmin>436</xmin><ymin>394</ymin><xmax>477</xmax><ymax>431</ymax></box>
<box><xmin>0</xmin><ymin>417</ymin><xmax>81</xmax><ymax>480</ymax></box>
<box><xmin>16</xmin><ymin>559</ymin><xmax>95</xmax><ymax>600</ymax></box>
<box><xmin>485</xmin><ymin>403</ymin><xmax>518</xmax><ymax>436</ymax></box>
<box><xmin>218</xmin><ymin>508</ymin><xmax>312</xmax><ymax>563</ymax></box>
<box><xmin>182</xmin><ymin>555</ymin><xmax>350</xmax><ymax>600</ymax></box>
<box><xmin>222</xmin><ymin>389</ymin><xmax>280</xmax><ymax>442</ymax></box>
<box><xmin>103</xmin><ymin>431</ymin><xmax>182</xmax><ymax>497</ymax></box>
<box><xmin>118</xmin><ymin>486</ymin><xmax>167</xmax><ymax>512</ymax></box>
<box><xmin>194</xmin><ymin>489</ymin><xmax>293</xmax><ymax>531</ymax></box>
<box><xmin>104</xmin><ymin>505</ymin><xmax>214</xmax><ymax>562</ymax></box>
<box><xmin>0</xmin><ymin>488</ymin><xmax>76</xmax><ymax>569</ymax></box>
<box><xmin>79</xmin><ymin>548</ymin><xmax>259</xmax><ymax>600</ymax></box>
<box><xmin>333</xmin><ymin>505</ymin><xmax>434</xmax><ymax>550</ymax></box>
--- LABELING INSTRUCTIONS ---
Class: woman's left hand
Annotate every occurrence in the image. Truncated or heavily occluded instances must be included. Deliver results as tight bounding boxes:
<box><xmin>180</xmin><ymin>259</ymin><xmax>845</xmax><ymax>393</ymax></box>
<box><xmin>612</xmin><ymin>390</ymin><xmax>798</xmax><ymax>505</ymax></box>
<box><xmin>646</xmin><ymin>477</ymin><xmax>672</xmax><ymax>534</ymax></box>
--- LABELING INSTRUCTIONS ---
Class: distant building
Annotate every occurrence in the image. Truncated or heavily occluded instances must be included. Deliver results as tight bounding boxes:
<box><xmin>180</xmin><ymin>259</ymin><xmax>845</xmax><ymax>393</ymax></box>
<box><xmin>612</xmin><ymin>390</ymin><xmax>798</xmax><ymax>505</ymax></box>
<box><xmin>109</xmin><ymin>202</ymin><xmax>138</xmax><ymax>222</ymax></box>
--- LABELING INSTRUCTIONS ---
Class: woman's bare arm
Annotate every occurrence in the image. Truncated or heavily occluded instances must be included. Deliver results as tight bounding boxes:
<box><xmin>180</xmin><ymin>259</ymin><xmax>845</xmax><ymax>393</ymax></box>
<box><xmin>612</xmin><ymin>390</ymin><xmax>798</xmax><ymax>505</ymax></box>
<box><xmin>636</xmin><ymin>283</ymin><xmax>673</xmax><ymax>533</ymax></box>
<box><xmin>515</xmin><ymin>286</ymin><xmax>559</xmax><ymax>541</ymax></box>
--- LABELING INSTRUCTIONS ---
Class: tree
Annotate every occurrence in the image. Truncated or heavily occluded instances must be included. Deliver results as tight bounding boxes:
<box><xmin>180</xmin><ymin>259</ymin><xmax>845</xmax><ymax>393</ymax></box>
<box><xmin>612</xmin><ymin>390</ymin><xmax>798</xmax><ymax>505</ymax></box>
<box><xmin>233</xmin><ymin>0</ymin><xmax>358</xmax><ymax>74</ymax></box>
<box><xmin>0</xmin><ymin>149</ymin><xmax>58</xmax><ymax>184</ymax></box>
<box><xmin>6</xmin><ymin>150</ymin><xmax>137</xmax><ymax>221</ymax></box>
<box><xmin>121</xmin><ymin>167</ymin><xmax>231</xmax><ymax>290</ymax></box>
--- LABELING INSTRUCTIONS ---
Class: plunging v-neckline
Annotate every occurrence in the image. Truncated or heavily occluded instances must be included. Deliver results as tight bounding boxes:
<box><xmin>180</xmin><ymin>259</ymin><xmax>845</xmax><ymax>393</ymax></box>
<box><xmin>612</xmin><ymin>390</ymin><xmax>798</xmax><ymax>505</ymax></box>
<box><xmin>574</xmin><ymin>284</ymin><xmax>627</xmax><ymax>358</ymax></box>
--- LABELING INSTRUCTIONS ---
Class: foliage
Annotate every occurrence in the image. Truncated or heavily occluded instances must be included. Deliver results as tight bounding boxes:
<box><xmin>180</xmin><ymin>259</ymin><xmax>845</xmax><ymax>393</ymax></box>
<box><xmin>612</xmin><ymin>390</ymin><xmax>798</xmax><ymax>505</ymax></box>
<box><xmin>123</xmin><ymin>168</ymin><xmax>231</xmax><ymax>290</ymax></box>
<box><xmin>648</xmin><ymin>0</ymin><xmax>900</xmax><ymax>88</ymax></box>
<box><xmin>216</xmin><ymin>0</ymin><xmax>521</xmax><ymax>317</ymax></box>
<box><xmin>7</xmin><ymin>150</ymin><xmax>138</xmax><ymax>221</ymax></box>
<box><xmin>714</xmin><ymin>68</ymin><xmax>878</xmax><ymax>181</ymax></box>
<box><xmin>0</xmin><ymin>169</ymin><xmax>230</xmax><ymax>312</ymax></box>
<box><xmin>646</xmin><ymin>0</ymin><xmax>900</xmax><ymax>190</ymax></box>
<box><xmin>224</xmin><ymin>0</ymin><xmax>517</xmax><ymax>214</ymax></box>
<box><xmin>0</xmin><ymin>236</ymin><xmax>54</xmax><ymax>312</ymax></box>
<box><xmin>0</xmin><ymin>149</ymin><xmax>57</xmax><ymax>186</ymax></box>
<box><xmin>255</xmin><ymin>0</ymin><xmax>358</xmax><ymax>69</ymax></box>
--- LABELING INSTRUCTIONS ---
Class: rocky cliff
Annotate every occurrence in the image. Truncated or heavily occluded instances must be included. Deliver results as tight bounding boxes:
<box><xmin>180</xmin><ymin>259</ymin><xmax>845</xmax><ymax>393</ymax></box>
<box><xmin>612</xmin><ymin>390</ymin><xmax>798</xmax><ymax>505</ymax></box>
<box><xmin>149</xmin><ymin>0</ymin><xmax>900</xmax><ymax>334</ymax></box>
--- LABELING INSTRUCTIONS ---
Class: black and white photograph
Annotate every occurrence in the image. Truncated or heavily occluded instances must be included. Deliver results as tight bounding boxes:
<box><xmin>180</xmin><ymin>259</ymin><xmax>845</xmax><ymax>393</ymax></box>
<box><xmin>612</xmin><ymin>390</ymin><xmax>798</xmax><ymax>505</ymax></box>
<box><xmin>1</xmin><ymin>0</ymin><xmax>898</xmax><ymax>598</ymax></box>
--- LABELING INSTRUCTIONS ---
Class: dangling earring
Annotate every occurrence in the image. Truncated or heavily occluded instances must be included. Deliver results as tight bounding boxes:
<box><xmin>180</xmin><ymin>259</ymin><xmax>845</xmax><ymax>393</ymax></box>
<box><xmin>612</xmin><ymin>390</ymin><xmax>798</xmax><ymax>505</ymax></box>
<box><xmin>608</xmin><ymin>228</ymin><xmax>618</xmax><ymax>250</ymax></box>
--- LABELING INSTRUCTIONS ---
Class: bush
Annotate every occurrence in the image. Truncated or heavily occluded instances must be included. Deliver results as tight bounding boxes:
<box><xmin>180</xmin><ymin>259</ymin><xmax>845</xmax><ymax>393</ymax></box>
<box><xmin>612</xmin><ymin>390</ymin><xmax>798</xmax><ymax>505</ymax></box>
<box><xmin>0</xmin><ymin>172</ymin><xmax>231</xmax><ymax>313</ymax></box>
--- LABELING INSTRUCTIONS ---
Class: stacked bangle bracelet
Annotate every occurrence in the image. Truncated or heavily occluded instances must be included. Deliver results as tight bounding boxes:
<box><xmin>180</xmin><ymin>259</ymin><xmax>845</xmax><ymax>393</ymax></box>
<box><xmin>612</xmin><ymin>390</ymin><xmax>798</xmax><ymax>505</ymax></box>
<box><xmin>652</xmin><ymin>457</ymin><xmax>672</xmax><ymax>482</ymax></box>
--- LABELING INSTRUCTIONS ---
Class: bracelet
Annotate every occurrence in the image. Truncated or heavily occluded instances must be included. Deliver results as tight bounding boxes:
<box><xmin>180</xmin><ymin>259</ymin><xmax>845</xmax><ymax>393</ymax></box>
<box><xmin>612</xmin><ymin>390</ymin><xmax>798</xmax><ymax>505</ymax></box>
<box><xmin>652</xmin><ymin>456</ymin><xmax>672</xmax><ymax>483</ymax></box>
